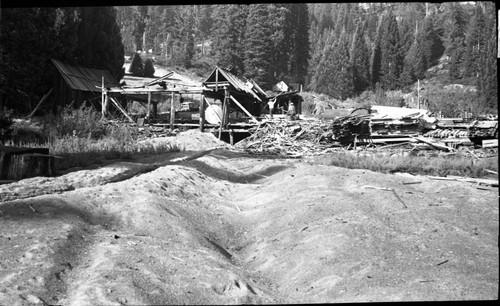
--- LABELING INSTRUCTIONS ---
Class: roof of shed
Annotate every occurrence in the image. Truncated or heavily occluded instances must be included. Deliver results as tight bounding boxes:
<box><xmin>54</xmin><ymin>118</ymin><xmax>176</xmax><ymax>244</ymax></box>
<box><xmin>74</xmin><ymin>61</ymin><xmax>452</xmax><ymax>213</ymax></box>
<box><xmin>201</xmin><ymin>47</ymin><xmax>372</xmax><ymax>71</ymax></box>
<box><xmin>203</xmin><ymin>66</ymin><xmax>268</xmax><ymax>101</ymax></box>
<box><xmin>51</xmin><ymin>59</ymin><xmax>120</xmax><ymax>92</ymax></box>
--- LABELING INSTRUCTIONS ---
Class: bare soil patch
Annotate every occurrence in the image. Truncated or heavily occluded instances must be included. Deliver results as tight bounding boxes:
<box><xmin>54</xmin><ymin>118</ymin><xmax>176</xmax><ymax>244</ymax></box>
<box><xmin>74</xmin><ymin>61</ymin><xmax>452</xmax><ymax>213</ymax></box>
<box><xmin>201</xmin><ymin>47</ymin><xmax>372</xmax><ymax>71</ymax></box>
<box><xmin>0</xmin><ymin>130</ymin><xmax>497</xmax><ymax>304</ymax></box>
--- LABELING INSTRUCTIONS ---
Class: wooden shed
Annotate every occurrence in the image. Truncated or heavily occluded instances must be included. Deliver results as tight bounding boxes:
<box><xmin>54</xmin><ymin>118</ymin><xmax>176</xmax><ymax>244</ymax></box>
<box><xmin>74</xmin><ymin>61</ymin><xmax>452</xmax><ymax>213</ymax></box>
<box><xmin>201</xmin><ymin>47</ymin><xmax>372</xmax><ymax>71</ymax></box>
<box><xmin>51</xmin><ymin>59</ymin><xmax>120</xmax><ymax>111</ymax></box>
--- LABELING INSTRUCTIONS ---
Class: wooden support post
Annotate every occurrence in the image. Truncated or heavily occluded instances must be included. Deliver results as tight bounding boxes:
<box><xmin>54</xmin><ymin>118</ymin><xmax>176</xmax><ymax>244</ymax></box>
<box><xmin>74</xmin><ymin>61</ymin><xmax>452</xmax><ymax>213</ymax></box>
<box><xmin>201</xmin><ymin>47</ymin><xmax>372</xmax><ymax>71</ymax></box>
<box><xmin>215</xmin><ymin>68</ymin><xmax>219</xmax><ymax>92</ymax></box>
<box><xmin>147</xmin><ymin>91</ymin><xmax>151</xmax><ymax>124</ymax></box>
<box><xmin>152</xmin><ymin>101</ymin><xmax>158</xmax><ymax>119</ymax></box>
<box><xmin>199</xmin><ymin>93</ymin><xmax>206</xmax><ymax>132</ymax></box>
<box><xmin>229</xmin><ymin>129</ymin><xmax>234</xmax><ymax>146</ymax></box>
<box><xmin>223</xmin><ymin>89</ymin><xmax>230</xmax><ymax>129</ymax></box>
<box><xmin>101</xmin><ymin>76</ymin><xmax>105</xmax><ymax>118</ymax></box>
<box><xmin>170</xmin><ymin>91</ymin><xmax>175</xmax><ymax>129</ymax></box>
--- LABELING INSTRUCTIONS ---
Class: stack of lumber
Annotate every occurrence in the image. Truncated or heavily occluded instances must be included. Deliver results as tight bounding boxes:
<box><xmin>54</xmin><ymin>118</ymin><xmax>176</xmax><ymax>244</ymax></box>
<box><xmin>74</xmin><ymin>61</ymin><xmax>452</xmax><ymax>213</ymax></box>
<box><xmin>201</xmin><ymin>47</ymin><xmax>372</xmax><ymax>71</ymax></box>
<box><xmin>328</xmin><ymin>114</ymin><xmax>371</xmax><ymax>145</ymax></box>
<box><xmin>235</xmin><ymin>119</ymin><xmax>338</xmax><ymax>156</ymax></box>
<box><xmin>423</xmin><ymin>129</ymin><xmax>469</xmax><ymax>138</ymax></box>
<box><xmin>468</xmin><ymin>120</ymin><xmax>498</xmax><ymax>138</ymax></box>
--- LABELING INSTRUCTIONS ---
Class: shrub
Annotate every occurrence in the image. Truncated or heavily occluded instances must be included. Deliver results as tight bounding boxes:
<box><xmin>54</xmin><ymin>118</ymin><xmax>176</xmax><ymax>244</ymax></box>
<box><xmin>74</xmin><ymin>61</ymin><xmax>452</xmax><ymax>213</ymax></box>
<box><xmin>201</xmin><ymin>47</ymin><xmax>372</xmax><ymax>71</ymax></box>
<box><xmin>129</xmin><ymin>52</ymin><xmax>144</xmax><ymax>76</ymax></box>
<box><xmin>143</xmin><ymin>58</ymin><xmax>155</xmax><ymax>77</ymax></box>
<box><xmin>55</xmin><ymin>104</ymin><xmax>107</xmax><ymax>139</ymax></box>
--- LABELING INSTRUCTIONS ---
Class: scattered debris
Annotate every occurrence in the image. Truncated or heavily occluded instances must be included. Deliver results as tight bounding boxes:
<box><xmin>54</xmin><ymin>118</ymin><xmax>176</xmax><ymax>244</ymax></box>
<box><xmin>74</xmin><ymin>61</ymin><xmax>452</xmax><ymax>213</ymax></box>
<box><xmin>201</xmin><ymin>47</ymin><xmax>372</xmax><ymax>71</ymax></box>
<box><xmin>427</xmin><ymin>175</ymin><xmax>498</xmax><ymax>187</ymax></box>
<box><xmin>235</xmin><ymin>119</ymin><xmax>338</xmax><ymax>156</ymax></box>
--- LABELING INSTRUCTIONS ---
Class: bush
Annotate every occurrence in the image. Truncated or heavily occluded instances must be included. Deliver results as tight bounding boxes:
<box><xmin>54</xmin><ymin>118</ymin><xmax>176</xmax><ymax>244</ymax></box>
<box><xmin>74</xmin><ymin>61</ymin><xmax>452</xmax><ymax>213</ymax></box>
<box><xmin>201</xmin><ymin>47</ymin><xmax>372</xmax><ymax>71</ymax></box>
<box><xmin>129</xmin><ymin>52</ymin><xmax>144</xmax><ymax>76</ymax></box>
<box><xmin>143</xmin><ymin>58</ymin><xmax>155</xmax><ymax>77</ymax></box>
<box><xmin>54</xmin><ymin>104</ymin><xmax>107</xmax><ymax>139</ymax></box>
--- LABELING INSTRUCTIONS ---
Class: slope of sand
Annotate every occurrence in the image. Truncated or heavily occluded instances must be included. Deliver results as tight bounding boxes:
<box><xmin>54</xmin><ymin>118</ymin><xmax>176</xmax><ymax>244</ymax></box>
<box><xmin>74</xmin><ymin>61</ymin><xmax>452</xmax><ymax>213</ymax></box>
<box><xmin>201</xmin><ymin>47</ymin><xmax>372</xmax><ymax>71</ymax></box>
<box><xmin>0</xmin><ymin>130</ymin><xmax>497</xmax><ymax>305</ymax></box>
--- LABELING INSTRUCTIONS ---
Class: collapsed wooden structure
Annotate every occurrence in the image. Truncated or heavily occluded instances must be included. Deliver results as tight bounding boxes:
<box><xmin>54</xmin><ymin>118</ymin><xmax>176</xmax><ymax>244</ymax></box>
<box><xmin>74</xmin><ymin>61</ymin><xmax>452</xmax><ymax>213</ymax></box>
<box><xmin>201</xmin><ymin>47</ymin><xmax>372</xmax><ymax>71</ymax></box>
<box><xmin>100</xmin><ymin>65</ymin><xmax>302</xmax><ymax>144</ymax></box>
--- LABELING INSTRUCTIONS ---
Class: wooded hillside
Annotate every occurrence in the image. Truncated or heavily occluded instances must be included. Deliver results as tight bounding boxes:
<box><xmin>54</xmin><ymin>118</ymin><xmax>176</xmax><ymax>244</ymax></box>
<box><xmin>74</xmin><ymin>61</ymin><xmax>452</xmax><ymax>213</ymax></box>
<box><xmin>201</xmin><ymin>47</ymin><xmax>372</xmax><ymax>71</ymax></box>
<box><xmin>0</xmin><ymin>3</ymin><xmax>497</xmax><ymax>116</ymax></box>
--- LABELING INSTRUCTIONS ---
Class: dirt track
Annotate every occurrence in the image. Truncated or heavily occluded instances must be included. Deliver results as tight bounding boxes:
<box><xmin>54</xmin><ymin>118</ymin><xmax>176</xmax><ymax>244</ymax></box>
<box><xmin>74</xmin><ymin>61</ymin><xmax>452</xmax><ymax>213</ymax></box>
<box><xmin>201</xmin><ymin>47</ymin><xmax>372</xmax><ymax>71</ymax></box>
<box><xmin>0</xmin><ymin>131</ymin><xmax>498</xmax><ymax>305</ymax></box>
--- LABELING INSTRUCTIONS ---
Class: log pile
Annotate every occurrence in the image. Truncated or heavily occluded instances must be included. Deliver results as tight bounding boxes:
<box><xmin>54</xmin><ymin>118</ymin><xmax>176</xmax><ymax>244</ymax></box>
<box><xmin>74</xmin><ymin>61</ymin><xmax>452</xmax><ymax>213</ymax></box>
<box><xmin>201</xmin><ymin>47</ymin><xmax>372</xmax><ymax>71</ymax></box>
<box><xmin>328</xmin><ymin>115</ymin><xmax>371</xmax><ymax>145</ymax></box>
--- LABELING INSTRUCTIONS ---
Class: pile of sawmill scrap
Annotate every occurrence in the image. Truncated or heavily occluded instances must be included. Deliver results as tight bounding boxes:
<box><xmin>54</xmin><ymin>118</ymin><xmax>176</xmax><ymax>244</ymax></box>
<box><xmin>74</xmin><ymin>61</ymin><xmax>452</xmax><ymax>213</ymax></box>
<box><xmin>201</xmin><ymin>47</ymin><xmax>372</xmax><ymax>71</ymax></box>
<box><xmin>137</xmin><ymin>126</ymin><xmax>179</xmax><ymax>139</ymax></box>
<box><xmin>468</xmin><ymin>120</ymin><xmax>498</xmax><ymax>138</ymax></box>
<box><xmin>235</xmin><ymin>119</ymin><xmax>338</xmax><ymax>156</ymax></box>
<box><xmin>328</xmin><ymin>114</ymin><xmax>372</xmax><ymax>145</ymax></box>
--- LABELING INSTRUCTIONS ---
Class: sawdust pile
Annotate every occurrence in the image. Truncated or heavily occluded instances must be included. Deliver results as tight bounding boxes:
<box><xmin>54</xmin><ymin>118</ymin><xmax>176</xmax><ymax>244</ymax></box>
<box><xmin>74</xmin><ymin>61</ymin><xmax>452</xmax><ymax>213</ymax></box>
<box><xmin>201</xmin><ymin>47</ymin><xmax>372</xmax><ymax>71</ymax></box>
<box><xmin>139</xmin><ymin>129</ymin><xmax>230</xmax><ymax>151</ymax></box>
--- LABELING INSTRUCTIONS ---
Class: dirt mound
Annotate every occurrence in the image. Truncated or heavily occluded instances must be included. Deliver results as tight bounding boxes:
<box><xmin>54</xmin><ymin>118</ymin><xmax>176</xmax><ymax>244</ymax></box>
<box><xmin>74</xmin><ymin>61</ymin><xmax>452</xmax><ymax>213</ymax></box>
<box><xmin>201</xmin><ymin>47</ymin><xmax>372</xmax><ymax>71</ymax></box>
<box><xmin>138</xmin><ymin>129</ymin><xmax>230</xmax><ymax>152</ymax></box>
<box><xmin>0</xmin><ymin>149</ymin><xmax>497</xmax><ymax>304</ymax></box>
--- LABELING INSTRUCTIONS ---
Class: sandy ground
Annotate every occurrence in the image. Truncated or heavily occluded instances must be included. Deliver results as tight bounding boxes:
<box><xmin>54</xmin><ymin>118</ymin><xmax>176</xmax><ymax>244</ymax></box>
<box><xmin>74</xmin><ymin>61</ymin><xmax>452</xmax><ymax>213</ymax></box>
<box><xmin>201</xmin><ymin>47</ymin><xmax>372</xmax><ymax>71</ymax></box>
<box><xmin>0</xmin><ymin>130</ymin><xmax>498</xmax><ymax>305</ymax></box>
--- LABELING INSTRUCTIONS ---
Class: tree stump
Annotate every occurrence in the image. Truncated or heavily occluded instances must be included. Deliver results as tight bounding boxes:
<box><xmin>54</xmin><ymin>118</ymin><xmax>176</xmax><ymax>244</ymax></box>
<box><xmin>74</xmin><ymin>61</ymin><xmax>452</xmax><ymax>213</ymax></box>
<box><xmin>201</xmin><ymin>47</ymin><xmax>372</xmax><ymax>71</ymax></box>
<box><xmin>0</xmin><ymin>145</ymin><xmax>55</xmax><ymax>180</ymax></box>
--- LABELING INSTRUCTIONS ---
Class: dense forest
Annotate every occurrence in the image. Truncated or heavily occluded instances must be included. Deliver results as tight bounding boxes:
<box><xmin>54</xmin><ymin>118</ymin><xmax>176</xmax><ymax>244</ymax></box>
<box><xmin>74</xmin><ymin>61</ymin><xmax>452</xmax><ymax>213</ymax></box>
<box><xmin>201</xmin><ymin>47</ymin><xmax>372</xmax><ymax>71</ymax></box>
<box><xmin>0</xmin><ymin>3</ymin><xmax>497</xmax><ymax>115</ymax></box>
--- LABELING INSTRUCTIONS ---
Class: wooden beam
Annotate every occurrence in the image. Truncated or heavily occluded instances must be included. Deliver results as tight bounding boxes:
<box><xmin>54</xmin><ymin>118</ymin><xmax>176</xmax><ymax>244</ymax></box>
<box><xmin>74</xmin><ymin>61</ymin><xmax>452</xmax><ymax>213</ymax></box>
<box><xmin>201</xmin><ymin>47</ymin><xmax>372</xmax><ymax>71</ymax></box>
<box><xmin>26</xmin><ymin>88</ymin><xmax>53</xmax><ymax>119</ymax></box>
<box><xmin>199</xmin><ymin>93</ymin><xmax>206</xmax><ymax>132</ymax></box>
<box><xmin>101</xmin><ymin>76</ymin><xmax>105</xmax><ymax>118</ymax></box>
<box><xmin>229</xmin><ymin>95</ymin><xmax>258</xmax><ymax>123</ymax></box>
<box><xmin>215</xmin><ymin>68</ymin><xmax>219</xmax><ymax>92</ymax></box>
<box><xmin>223</xmin><ymin>89</ymin><xmax>230</xmax><ymax>129</ymax></box>
<box><xmin>109</xmin><ymin>97</ymin><xmax>135</xmax><ymax>124</ymax></box>
<box><xmin>147</xmin><ymin>91</ymin><xmax>151</xmax><ymax>124</ymax></box>
<box><xmin>170</xmin><ymin>92</ymin><xmax>175</xmax><ymax>129</ymax></box>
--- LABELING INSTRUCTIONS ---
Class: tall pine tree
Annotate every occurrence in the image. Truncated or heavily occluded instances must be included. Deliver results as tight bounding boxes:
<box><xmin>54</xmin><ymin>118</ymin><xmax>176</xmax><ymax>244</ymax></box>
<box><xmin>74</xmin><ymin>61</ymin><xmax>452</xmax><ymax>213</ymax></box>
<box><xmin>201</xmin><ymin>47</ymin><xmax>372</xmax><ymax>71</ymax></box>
<box><xmin>442</xmin><ymin>2</ymin><xmax>468</xmax><ymax>80</ymax></box>
<box><xmin>350</xmin><ymin>22</ymin><xmax>370</xmax><ymax>95</ymax></box>
<box><xmin>379</xmin><ymin>10</ymin><xmax>403</xmax><ymax>91</ymax></box>
<box><xmin>211</xmin><ymin>5</ymin><xmax>248</xmax><ymax>75</ymax></box>
<box><xmin>74</xmin><ymin>7</ymin><xmax>125</xmax><ymax>81</ymax></box>
<box><xmin>243</xmin><ymin>4</ymin><xmax>274</xmax><ymax>86</ymax></box>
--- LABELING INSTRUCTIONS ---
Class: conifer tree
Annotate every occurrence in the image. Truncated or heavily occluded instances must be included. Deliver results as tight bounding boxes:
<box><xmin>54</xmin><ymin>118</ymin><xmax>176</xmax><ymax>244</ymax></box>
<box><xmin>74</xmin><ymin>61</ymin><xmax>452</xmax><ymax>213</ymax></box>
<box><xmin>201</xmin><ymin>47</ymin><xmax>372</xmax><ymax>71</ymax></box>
<box><xmin>243</xmin><ymin>4</ymin><xmax>274</xmax><ymax>86</ymax></box>
<box><xmin>211</xmin><ymin>5</ymin><xmax>248</xmax><ymax>75</ymax></box>
<box><xmin>129</xmin><ymin>52</ymin><xmax>144</xmax><ymax>76</ymax></box>
<box><xmin>350</xmin><ymin>22</ymin><xmax>370</xmax><ymax>94</ymax></box>
<box><xmin>74</xmin><ymin>7</ymin><xmax>125</xmax><ymax>81</ymax></box>
<box><xmin>288</xmin><ymin>3</ymin><xmax>310</xmax><ymax>85</ymax></box>
<box><xmin>379</xmin><ymin>10</ymin><xmax>403</xmax><ymax>91</ymax></box>
<box><xmin>442</xmin><ymin>2</ymin><xmax>468</xmax><ymax>80</ymax></box>
<box><xmin>143</xmin><ymin>58</ymin><xmax>155</xmax><ymax>77</ymax></box>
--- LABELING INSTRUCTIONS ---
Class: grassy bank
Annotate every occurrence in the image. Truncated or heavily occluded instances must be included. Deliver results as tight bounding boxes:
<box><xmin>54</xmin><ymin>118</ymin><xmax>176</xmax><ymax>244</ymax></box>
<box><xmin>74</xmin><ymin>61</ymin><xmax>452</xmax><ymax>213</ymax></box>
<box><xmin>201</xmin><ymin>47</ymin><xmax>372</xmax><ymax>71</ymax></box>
<box><xmin>5</xmin><ymin>105</ymin><xmax>181</xmax><ymax>171</ymax></box>
<box><xmin>310</xmin><ymin>151</ymin><xmax>498</xmax><ymax>178</ymax></box>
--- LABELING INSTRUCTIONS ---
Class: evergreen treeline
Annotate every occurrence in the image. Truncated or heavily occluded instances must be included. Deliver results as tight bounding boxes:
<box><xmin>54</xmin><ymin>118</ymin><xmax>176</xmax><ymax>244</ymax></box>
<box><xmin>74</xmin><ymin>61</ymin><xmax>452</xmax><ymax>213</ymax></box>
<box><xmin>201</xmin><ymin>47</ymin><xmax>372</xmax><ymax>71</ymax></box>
<box><xmin>0</xmin><ymin>3</ymin><xmax>497</xmax><ymax>115</ymax></box>
<box><xmin>0</xmin><ymin>7</ymin><xmax>124</xmax><ymax>113</ymax></box>
<box><xmin>115</xmin><ymin>4</ymin><xmax>310</xmax><ymax>88</ymax></box>
<box><xmin>115</xmin><ymin>3</ymin><xmax>496</xmax><ymax>109</ymax></box>
<box><xmin>307</xmin><ymin>2</ymin><xmax>496</xmax><ymax>109</ymax></box>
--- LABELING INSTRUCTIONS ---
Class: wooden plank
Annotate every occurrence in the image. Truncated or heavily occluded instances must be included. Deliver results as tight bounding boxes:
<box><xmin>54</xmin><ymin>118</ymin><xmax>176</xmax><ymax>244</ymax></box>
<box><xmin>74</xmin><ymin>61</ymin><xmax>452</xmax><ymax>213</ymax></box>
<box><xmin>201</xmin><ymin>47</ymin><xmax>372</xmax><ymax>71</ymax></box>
<box><xmin>199</xmin><ymin>94</ymin><xmax>206</xmax><ymax>132</ymax></box>
<box><xmin>482</xmin><ymin>139</ymin><xmax>498</xmax><ymax>148</ymax></box>
<box><xmin>109</xmin><ymin>97</ymin><xmax>135</xmax><ymax>124</ymax></box>
<box><xmin>411</xmin><ymin>136</ymin><xmax>454</xmax><ymax>152</ymax></box>
<box><xmin>229</xmin><ymin>95</ymin><xmax>259</xmax><ymax>124</ymax></box>
<box><xmin>147</xmin><ymin>91</ymin><xmax>151</xmax><ymax>123</ymax></box>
